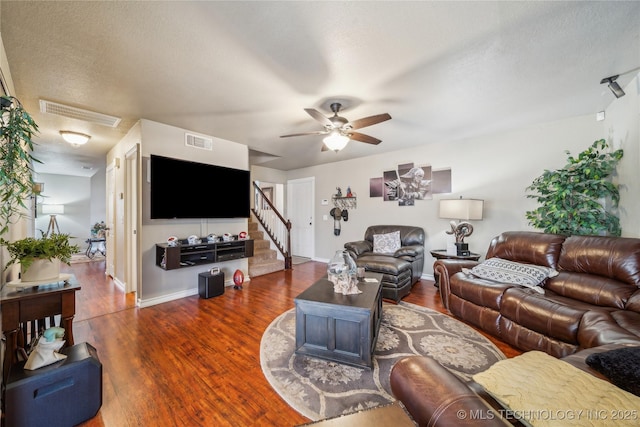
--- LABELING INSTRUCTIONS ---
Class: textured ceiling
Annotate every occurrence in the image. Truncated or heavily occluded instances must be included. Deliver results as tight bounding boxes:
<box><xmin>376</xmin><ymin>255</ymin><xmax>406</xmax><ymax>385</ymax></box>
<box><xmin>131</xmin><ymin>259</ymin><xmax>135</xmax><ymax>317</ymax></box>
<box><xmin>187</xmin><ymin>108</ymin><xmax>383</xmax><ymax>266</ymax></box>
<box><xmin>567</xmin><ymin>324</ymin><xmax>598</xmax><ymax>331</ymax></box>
<box><xmin>1</xmin><ymin>1</ymin><xmax>639</xmax><ymax>176</ymax></box>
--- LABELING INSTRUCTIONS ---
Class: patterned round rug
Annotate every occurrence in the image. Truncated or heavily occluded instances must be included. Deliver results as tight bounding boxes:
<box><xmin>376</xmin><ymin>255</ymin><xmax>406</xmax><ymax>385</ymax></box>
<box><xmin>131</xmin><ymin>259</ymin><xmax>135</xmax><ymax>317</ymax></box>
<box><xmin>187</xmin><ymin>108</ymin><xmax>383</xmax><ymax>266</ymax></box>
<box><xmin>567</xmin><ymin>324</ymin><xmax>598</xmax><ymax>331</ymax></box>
<box><xmin>260</xmin><ymin>301</ymin><xmax>505</xmax><ymax>421</ymax></box>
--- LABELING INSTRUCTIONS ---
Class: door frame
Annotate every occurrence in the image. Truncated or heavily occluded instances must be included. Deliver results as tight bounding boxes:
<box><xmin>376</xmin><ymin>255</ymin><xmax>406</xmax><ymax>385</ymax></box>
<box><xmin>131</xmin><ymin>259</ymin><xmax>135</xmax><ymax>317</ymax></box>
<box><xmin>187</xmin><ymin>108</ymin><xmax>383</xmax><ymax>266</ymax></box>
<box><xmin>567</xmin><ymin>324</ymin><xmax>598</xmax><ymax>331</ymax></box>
<box><xmin>125</xmin><ymin>145</ymin><xmax>139</xmax><ymax>295</ymax></box>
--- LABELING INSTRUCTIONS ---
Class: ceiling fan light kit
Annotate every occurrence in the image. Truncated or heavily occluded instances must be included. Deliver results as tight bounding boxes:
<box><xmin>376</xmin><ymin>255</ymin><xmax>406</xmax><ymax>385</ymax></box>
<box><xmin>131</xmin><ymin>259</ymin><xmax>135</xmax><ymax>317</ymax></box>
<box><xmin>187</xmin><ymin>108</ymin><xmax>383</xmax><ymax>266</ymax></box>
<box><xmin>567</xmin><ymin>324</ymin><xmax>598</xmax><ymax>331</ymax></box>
<box><xmin>281</xmin><ymin>101</ymin><xmax>391</xmax><ymax>152</ymax></box>
<box><xmin>323</xmin><ymin>131</ymin><xmax>350</xmax><ymax>152</ymax></box>
<box><xmin>60</xmin><ymin>130</ymin><xmax>91</xmax><ymax>146</ymax></box>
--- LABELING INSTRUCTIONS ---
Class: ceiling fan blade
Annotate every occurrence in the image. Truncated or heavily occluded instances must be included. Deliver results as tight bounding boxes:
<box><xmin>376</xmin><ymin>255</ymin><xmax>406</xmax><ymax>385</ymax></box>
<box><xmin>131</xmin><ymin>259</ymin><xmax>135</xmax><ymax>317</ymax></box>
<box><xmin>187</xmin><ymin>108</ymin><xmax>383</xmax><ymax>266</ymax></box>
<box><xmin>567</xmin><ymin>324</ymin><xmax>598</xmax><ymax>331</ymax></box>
<box><xmin>349</xmin><ymin>132</ymin><xmax>381</xmax><ymax>145</ymax></box>
<box><xmin>304</xmin><ymin>108</ymin><xmax>333</xmax><ymax>127</ymax></box>
<box><xmin>321</xmin><ymin>143</ymin><xmax>329</xmax><ymax>152</ymax></box>
<box><xmin>348</xmin><ymin>113</ymin><xmax>392</xmax><ymax>130</ymax></box>
<box><xmin>280</xmin><ymin>131</ymin><xmax>328</xmax><ymax>138</ymax></box>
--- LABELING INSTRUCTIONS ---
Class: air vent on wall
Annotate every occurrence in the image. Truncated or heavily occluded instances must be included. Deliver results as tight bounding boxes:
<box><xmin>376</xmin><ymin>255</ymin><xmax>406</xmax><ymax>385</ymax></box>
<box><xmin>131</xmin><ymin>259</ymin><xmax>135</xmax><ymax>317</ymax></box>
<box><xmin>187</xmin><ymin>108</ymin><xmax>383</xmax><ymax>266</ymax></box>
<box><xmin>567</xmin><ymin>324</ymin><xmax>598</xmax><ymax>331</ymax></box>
<box><xmin>39</xmin><ymin>99</ymin><xmax>121</xmax><ymax>127</ymax></box>
<box><xmin>185</xmin><ymin>133</ymin><xmax>213</xmax><ymax>151</ymax></box>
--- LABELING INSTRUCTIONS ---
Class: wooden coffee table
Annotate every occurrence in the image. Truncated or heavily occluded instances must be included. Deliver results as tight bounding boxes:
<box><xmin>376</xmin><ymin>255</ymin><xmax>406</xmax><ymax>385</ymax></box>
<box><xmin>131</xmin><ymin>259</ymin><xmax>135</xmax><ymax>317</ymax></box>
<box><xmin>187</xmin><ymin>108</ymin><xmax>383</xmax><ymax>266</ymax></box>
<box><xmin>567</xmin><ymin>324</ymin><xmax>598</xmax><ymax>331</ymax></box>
<box><xmin>294</xmin><ymin>273</ymin><xmax>383</xmax><ymax>369</ymax></box>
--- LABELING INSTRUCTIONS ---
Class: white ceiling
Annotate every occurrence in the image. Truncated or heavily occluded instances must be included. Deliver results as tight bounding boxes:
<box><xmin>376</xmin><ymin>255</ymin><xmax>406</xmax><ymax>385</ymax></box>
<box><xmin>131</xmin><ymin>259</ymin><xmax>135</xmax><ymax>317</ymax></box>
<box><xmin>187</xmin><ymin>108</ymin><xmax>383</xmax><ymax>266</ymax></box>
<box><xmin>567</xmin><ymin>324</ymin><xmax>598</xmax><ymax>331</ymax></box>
<box><xmin>1</xmin><ymin>1</ymin><xmax>639</xmax><ymax>177</ymax></box>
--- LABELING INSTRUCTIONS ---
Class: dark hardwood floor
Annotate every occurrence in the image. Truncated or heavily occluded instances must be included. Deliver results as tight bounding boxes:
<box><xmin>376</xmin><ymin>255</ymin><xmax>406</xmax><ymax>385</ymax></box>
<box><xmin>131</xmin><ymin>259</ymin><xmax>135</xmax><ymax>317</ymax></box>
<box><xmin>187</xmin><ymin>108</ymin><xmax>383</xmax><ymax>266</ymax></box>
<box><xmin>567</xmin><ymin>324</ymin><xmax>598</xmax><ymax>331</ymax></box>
<box><xmin>62</xmin><ymin>259</ymin><xmax>520</xmax><ymax>426</ymax></box>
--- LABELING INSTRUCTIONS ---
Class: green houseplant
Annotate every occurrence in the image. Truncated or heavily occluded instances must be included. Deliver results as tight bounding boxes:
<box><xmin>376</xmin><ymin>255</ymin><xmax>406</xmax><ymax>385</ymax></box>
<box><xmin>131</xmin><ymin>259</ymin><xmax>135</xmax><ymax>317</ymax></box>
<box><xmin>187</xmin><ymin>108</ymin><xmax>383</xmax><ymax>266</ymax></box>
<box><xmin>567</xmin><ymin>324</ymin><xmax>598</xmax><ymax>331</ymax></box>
<box><xmin>0</xmin><ymin>233</ymin><xmax>79</xmax><ymax>279</ymax></box>
<box><xmin>525</xmin><ymin>139</ymin><xmax>624</xmax><ymax>236</ymax></box>
<box><xmin>0</xmin><ymin>95</ymin><xmax>40</xmax><ymax>236</ymax></box>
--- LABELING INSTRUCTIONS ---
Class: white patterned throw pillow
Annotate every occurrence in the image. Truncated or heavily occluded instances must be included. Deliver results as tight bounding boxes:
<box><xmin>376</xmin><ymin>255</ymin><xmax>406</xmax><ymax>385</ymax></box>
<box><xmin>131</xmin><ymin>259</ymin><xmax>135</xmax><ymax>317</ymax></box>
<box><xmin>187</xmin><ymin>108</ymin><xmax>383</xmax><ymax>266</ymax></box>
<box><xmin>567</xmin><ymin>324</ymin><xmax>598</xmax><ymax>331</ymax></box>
<box><xmin>373</xmin><ymin>231</ymin><xmax>401</xmax><ymax>254</ymax></box>
<box><xmin>463</xmin><ymin>257</ymin><xmax>558</xmax><ymax>293</ymax></box>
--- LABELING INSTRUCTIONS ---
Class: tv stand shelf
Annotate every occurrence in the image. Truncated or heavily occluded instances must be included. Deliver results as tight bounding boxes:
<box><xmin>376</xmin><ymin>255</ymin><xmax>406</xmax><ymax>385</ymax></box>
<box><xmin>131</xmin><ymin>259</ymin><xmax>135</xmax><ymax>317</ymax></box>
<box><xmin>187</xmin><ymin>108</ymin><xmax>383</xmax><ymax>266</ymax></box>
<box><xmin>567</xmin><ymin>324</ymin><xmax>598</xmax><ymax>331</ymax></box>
<box><xmin>155</xmin><ymin>237</ymin><xmax>254</xmax><ymax>270</ymax></box>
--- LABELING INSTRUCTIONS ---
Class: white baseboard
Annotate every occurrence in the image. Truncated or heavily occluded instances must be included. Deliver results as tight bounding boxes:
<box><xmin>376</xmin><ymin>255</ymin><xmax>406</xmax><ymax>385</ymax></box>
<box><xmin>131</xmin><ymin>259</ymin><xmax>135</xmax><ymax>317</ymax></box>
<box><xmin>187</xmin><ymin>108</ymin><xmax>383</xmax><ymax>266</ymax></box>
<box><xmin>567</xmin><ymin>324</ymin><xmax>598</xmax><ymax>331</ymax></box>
<box><xmin>137</xmin><ymin>279</ymin><xmax>250</xmax><ymax>308</ymax></box>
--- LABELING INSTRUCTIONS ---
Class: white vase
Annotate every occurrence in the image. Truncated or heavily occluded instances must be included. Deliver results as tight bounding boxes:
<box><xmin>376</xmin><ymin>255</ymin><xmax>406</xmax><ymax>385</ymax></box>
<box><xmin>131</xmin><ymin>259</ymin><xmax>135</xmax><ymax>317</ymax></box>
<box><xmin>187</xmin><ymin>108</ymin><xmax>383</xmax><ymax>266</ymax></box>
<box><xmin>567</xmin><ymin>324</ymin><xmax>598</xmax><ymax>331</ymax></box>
<box><xmin>21</xmin><ymin>258</ymin><xmax>61</xmax><ymax>282</ymax></box>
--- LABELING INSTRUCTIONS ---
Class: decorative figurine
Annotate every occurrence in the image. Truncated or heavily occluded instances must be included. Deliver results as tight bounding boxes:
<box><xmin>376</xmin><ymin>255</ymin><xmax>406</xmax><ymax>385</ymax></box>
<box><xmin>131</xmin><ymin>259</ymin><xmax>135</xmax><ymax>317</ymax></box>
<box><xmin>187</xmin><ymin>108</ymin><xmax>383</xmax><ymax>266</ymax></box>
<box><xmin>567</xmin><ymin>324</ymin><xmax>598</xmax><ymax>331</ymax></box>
<box><xmin>233</xmin><ymin>269</ymin><xmax>245</xmax><ymax>290</ymax></box>
<box><xmin>346</xmin><ymin>186</ymin><xmax>353</xmax><ymax>197</ymax></box>
<box><xmin>336</xmin><ymin>186</ymin><xmax>342</xmax><ymax>197</ymax></box>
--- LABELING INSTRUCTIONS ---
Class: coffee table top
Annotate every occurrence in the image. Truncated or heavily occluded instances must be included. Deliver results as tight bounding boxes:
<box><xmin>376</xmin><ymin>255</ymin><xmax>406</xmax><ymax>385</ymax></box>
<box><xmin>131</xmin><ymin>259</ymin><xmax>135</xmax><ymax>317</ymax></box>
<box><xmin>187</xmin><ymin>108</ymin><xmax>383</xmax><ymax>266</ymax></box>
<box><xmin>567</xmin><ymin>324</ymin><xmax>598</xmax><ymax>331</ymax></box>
<box><xmin>295</xmin><ymin>272</ymin><xmax>382</xmax><ymax>309</ymax></box>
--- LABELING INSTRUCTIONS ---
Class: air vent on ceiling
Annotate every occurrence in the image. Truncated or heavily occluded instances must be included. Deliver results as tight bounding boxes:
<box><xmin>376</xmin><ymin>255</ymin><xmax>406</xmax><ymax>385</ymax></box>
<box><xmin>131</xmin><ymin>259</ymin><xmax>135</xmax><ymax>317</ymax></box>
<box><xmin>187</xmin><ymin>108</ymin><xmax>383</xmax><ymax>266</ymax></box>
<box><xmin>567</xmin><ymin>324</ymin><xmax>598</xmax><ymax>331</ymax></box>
<box><xmin>185</xmin><ymin>133</ymin><xmax>213</xmax><ymax>151</ymax></box>
<box><xmin>39</xmin><ymin>99</ymin><xmax>121</xmax><ymax>127</ymax></box>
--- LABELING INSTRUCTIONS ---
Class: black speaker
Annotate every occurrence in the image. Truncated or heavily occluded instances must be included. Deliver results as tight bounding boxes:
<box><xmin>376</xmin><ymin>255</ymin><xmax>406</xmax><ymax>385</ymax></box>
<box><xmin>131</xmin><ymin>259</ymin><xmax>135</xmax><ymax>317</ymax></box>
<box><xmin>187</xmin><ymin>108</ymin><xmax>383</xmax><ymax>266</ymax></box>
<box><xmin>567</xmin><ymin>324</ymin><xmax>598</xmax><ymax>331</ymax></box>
<box><xmin>5</xmin><ymin>342</ymin><xmax>102</xmax><ymax>427</ymax></box>
<box><xmin>199</xmin><ymin>270</ymin><xmax>225</xmax><ymax>299</ymax></box>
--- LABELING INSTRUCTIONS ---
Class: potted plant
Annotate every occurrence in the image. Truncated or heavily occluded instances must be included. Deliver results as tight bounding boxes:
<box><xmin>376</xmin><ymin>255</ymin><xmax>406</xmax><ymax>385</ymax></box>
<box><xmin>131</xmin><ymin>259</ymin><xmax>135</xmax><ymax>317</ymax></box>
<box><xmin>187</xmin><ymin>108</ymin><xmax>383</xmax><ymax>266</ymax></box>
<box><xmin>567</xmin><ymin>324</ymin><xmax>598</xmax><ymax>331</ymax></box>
<box><xmin>526</xmin><ymin>139</ymin><xmax>624</xmax><ymax>236</ymax></box>
<box><xmin>0</xmin><ymin>233</ymin><xmax>79</xmax><ymax>282</ymax></box>
<box><xmin>0</xmin><ymin>95</ymin><xmax>40</xmax><ymax>236</ymax></box>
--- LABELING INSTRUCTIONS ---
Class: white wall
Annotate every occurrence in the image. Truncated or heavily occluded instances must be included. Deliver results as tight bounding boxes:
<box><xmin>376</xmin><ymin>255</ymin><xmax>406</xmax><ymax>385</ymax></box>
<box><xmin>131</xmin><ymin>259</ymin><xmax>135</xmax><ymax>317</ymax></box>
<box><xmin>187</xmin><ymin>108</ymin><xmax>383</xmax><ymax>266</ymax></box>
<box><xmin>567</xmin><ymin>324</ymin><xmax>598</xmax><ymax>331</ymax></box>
<box><xmin>109</xmin><ymin>119</ymin><xmax>250</xmax><ymax>306</ymax></box>
<box><xmin>34</xmin><ymin>173</ymin><xmax>92</xmax><ymax>249</ymax></box>
<box><xmin>604</xmin><ymin>74</ymin><xmax>640</xmax><ymax>237</ymax></box>
<box><xmin>261</xmin><ymin>74</ymin><xmax>640</xmax><ymax>277</ymax></box>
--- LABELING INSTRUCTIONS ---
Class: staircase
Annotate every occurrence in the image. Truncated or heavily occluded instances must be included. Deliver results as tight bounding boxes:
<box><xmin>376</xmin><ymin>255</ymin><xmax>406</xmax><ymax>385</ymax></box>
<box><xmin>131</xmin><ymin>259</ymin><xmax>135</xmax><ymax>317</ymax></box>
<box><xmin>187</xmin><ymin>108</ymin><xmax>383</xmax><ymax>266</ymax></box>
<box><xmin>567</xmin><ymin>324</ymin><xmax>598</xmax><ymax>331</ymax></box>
<box><xmin>248</xmin><ymin>216</ymin><xmax>285</xmax><ymax>277</ymax></box>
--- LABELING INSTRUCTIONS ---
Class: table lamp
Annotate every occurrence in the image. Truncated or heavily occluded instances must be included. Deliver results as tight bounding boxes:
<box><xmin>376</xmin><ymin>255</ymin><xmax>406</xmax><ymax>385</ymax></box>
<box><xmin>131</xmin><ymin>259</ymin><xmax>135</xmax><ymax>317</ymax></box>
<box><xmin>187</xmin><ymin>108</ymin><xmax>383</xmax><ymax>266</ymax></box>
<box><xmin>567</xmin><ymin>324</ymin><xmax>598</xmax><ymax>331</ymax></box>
<box><xmin>439</xmin><ymin>198</ymin><xmax>483</xmax><ymax>255</ymax></box>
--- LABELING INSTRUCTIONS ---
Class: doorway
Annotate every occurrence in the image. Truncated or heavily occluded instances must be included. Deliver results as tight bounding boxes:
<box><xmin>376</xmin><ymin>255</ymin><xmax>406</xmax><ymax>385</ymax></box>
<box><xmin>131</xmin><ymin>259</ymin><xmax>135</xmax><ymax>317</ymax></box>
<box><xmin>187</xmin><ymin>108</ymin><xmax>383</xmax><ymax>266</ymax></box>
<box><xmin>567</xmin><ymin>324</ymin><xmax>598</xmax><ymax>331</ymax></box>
<box><xmin>287</xmin><ymin>177</ymin><xmax>314</xmax><ymax>258</ymax></box>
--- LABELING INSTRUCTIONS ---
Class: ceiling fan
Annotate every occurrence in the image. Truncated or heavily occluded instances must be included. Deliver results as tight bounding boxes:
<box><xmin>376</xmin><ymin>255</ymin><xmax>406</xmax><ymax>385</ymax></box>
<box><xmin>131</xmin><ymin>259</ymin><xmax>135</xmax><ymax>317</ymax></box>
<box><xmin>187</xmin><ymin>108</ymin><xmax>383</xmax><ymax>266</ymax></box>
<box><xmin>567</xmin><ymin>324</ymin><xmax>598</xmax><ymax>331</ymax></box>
<box><xmin>280</xmin><ymin>102</ymin><xmax>391</xmax><ymax>152</ymax></box>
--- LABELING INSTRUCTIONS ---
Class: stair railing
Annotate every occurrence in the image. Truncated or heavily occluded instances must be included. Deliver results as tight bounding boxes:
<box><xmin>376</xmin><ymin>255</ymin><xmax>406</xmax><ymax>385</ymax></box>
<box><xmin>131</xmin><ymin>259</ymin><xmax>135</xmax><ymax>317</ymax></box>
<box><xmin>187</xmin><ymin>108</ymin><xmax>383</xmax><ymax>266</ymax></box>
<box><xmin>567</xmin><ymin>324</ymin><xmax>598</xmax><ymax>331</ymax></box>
<box><xmin>252</xmin><ymin>182</ymin><xmax>292</xmax><ymax>269</ymax></box>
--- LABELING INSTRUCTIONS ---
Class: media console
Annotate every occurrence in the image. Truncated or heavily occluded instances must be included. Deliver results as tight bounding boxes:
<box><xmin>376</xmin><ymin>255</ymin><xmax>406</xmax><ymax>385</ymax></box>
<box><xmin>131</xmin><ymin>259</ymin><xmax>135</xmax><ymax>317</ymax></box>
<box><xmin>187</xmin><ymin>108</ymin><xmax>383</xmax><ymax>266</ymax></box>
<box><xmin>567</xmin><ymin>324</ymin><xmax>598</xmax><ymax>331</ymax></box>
<box><xmin>155</xmin><ymin>237</ymin><xmax>254</xmax><ymax>270</ymax></box>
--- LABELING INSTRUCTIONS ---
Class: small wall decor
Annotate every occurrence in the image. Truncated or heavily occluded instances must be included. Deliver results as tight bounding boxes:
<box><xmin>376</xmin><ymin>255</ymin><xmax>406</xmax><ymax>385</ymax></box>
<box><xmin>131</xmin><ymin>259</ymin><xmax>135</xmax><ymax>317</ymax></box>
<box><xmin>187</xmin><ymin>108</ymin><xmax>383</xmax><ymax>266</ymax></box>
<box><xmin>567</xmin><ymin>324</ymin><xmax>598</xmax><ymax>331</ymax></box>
<box><xmin>330</xmin><ymin>186</ymin><xmax>356</xmax><ymax>236</ymax></box>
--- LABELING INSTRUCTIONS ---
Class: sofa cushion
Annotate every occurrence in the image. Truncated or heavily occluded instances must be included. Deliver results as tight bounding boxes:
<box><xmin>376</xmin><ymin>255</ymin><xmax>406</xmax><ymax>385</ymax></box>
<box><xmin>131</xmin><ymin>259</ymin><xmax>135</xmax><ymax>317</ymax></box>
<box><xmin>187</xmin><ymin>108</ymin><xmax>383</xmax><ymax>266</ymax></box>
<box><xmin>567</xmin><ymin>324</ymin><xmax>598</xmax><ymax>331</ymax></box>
<box><xmin>500</xmin><ymin>287</ymin><xmax>589</xmax><ymax>344</ymax></box>
<box><xmin>356</xmin><ymin>254</ymin><xmax>411</xmax><ymax>276</ymax></box>
<box><xmin>558</xmin><ymin>235</ymin><xmax>640</xmax><ymax>287</ymax></box>
<box><xmin>373</xmin><ymin>231</ymin><xmax>401</xmax><ymax>254</ymax></box>
<box><xmin>473</xmin><ymin>351</ymin><xmax>640</xmax><ymax>426</ymax></box>
<box><xmin>545</xmin><ymin>271</ymin><xmax>635</xmax><ymax>309</ymax></box>
<box><xmin>450</xmin><ymin>273</ymin><xmax>514</xmax><ymax>311</ymax></box>
<box><xmin>585</xmin><ymin>346</ymin><xmax>640</xmax><ymax>397</ymax></box>
<box><xmin>463</xmin><ymin>258</ymin><xmax>558</xmax><ymax>293</ymax></box>
<box><xmin>485</xmin><ymin>231</ymin><xmax>565</xmax><ymax>270</ymax></box>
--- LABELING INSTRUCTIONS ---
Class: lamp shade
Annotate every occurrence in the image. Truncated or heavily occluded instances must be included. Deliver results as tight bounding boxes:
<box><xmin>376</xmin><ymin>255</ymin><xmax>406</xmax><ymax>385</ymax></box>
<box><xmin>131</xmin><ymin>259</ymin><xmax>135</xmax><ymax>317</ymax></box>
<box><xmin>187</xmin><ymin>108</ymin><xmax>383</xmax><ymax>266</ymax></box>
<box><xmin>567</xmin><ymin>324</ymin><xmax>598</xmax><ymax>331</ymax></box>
<box><xmin>42</xmin><ymin>204</ymin><xmax>65</xmax><ymax>215</ymax></box>
<box><xmin>439</xmin><ymin>199</ymin><xmax>483</xmax><ymax>221</ymax></box>
<box><xmin>323</xmin><ymin>131</ymin><xmax>350</xmax><ymax>151</ymax></box>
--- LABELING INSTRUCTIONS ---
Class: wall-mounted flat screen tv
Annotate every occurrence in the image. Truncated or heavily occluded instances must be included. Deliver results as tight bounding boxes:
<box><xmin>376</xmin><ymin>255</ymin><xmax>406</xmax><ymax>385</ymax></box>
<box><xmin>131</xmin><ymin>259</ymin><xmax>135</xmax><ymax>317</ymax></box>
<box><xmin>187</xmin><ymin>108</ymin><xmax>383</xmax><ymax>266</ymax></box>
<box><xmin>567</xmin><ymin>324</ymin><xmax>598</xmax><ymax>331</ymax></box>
<box><xmin>150</xmin><ymin>154</ymin><xmax>250</xmax><ymax>219</ymax></box>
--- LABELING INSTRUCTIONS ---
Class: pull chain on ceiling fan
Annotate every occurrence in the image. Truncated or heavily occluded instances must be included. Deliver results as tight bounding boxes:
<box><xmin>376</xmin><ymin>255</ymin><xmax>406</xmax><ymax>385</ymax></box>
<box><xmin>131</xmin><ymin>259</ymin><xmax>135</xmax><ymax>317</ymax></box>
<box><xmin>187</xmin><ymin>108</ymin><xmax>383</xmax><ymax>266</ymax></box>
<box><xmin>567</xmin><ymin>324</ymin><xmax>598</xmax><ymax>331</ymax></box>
<box><xmin>280</xmin><ymin>102</ymin><xmax>391</xmax><ymax>152</ymax></box>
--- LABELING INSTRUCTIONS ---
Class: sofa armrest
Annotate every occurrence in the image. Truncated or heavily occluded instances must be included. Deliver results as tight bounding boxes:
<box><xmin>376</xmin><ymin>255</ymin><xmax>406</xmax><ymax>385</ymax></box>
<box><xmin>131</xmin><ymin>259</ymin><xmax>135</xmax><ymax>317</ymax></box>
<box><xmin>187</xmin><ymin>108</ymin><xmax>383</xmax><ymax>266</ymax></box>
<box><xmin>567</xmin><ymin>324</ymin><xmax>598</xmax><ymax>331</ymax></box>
<box><xmin>394</xmin><ymin>244</ymin><xmax>424</xmax><ymax>258</ymax></box>
<box><xmin>390</xmin><ymin>356</ymin><xmax>510</xmax><ymax>426</ymax></box>
<box><xmin>344</xmin><ymin>240</ymin><xmax>373</xmax><ymax>258</ymax></box>
<box><xmin>434</xmin><ymin>259</ymin><xmax>481</xmax><ymax>310</ymax></box>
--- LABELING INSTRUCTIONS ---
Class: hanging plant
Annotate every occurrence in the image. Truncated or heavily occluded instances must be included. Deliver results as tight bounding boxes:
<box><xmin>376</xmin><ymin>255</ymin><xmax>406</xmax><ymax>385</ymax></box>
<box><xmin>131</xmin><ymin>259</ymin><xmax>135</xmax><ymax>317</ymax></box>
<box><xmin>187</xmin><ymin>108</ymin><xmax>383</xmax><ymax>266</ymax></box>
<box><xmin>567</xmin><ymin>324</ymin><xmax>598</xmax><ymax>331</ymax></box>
<box><xmin>525</xmin><ymin>139</ymin><xmax>623</xmax><ymax>236</ymax></box>
<box><xmin>0</xmin><ymin>95</ymin><xmax>40</xmax><ymax>236</ymax></box>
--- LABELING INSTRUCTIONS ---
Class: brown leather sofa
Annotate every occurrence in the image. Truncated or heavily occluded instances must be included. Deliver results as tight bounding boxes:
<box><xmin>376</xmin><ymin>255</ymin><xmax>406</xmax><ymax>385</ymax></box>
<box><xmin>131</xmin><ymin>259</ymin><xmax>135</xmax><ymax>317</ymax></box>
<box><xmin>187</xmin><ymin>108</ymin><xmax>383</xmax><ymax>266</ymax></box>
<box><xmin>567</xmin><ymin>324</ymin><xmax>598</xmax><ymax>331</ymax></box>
<box><xmin>390</xmin><ymin>344</ymin><xmax>627</xmax><ymax>427</ymax></box>
<box><xmin>344</xmin><ymin>225</ymin><xmax>425</xmax><ymax>302</ymax></box>
<box><xmin>434</xmin><ymin>231</ymin><xmax>640</xmax><ymax>357</ymax></box>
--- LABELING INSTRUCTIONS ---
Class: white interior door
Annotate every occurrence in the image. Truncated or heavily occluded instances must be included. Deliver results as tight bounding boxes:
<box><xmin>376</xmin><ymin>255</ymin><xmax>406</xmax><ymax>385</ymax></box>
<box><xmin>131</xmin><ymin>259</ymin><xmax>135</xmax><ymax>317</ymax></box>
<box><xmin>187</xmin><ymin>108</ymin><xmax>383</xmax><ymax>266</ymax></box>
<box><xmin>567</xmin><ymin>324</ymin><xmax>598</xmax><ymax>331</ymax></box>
<box><xmin>287</xmin><ymin>177</ymin><xmax>314</xmax><ymax>258</ymax></box>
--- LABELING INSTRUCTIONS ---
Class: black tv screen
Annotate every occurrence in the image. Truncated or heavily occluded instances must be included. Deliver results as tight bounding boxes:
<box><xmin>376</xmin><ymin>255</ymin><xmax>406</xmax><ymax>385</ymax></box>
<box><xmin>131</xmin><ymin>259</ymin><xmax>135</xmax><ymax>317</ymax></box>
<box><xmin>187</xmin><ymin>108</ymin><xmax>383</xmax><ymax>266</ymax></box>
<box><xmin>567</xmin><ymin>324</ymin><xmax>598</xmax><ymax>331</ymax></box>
<box><xmin>150</xmin><ymin>155</ymin><xmax>250</xmax><ymax>219</ymax></box>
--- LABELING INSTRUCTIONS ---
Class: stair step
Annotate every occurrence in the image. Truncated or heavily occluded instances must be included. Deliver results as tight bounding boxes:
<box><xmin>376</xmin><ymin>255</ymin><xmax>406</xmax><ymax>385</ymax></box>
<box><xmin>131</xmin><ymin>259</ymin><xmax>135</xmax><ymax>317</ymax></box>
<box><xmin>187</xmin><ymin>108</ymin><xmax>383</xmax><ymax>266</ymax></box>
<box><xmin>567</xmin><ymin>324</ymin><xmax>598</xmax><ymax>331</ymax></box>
<box><xmin>249</xmin><ymin>259</ymin><xmax>285</xmax><ymax>277</ymax></box>
<box><xmin>249</xmin><ymin>230</ymin><xmax>264</xmax><ymax>240</ymax></box>
<box><xmin>250</xmin><ymin>248</ymin><xmax>277</xmax><ymax>262</ymax></box>
<box><xmin>254</xmin><ymin>239</ymin><xmax>270</xmax><ymax>250</ymax></box>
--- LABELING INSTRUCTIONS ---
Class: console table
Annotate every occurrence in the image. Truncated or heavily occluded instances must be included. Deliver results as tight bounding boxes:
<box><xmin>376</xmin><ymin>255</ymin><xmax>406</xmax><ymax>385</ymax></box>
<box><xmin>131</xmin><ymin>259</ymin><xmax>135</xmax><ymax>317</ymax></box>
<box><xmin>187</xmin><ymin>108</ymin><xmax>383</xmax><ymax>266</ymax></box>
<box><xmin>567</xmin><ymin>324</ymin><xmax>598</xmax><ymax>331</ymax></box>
<box><xmin>1</xmin><ymin>277</ymin><xmax>80</xmax><ymax>390</ymax></box>
<box><xmin>294</xmin><ymin>273</ymin><xmax>382</xmax><ymax>369</ymax></box>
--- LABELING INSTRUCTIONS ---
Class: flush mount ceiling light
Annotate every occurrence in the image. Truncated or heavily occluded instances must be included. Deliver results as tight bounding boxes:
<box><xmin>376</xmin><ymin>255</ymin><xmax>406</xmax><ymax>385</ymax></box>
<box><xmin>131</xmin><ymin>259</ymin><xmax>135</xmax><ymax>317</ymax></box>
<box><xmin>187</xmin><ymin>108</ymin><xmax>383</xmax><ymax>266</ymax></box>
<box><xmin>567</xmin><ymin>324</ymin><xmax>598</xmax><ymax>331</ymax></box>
<box><xmin>323</xmin><ymin>131</ymin><xmax>350</xmax><ymax>152</ymax></box>
<box><xmin>60</xmin><ymin>130</ymin><xmax>91</xmax><ymax>146</ymax></box>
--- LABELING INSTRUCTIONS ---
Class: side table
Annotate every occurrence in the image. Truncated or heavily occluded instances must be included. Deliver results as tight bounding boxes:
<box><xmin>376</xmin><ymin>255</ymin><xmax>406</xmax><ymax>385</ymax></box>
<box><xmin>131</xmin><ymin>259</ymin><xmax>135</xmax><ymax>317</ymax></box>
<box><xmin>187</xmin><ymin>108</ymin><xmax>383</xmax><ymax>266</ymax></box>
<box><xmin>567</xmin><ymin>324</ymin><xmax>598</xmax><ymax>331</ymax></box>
<box><xmin>85</xmin><ymin>237</ymin><xmax>106</xmax><ymax>258</ymax></box>
<box><xmin>430</xmin><ymin>249</ymin><xmax>481</xmax><ymax>287</ymax></box>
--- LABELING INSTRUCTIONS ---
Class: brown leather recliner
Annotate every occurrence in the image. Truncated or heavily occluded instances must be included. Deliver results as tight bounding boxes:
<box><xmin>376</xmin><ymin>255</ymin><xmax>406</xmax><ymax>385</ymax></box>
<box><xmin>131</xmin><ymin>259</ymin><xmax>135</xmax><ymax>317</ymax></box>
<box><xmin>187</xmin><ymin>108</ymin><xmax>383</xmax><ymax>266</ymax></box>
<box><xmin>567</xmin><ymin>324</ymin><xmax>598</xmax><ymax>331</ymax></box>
<box><xmin>345</xmin><ymin>225</ymin><xmax>425</xmax><ymax>302</ymax></box>
<box><xmin>390</xmin><ymin>344</ymin><xmax>627</xmax><ymax>427</ymax></box>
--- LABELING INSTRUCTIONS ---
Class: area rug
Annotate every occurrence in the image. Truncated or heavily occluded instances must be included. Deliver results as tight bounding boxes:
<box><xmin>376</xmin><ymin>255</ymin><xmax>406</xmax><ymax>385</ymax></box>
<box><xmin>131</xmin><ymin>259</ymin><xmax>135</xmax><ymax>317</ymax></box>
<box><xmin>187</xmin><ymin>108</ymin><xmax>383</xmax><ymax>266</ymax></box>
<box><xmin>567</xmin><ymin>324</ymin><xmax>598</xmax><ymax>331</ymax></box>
<box><xmin>260</xmin><ymin>301</ymin><xmax>505</xmax><ymax>421</ymax></box>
